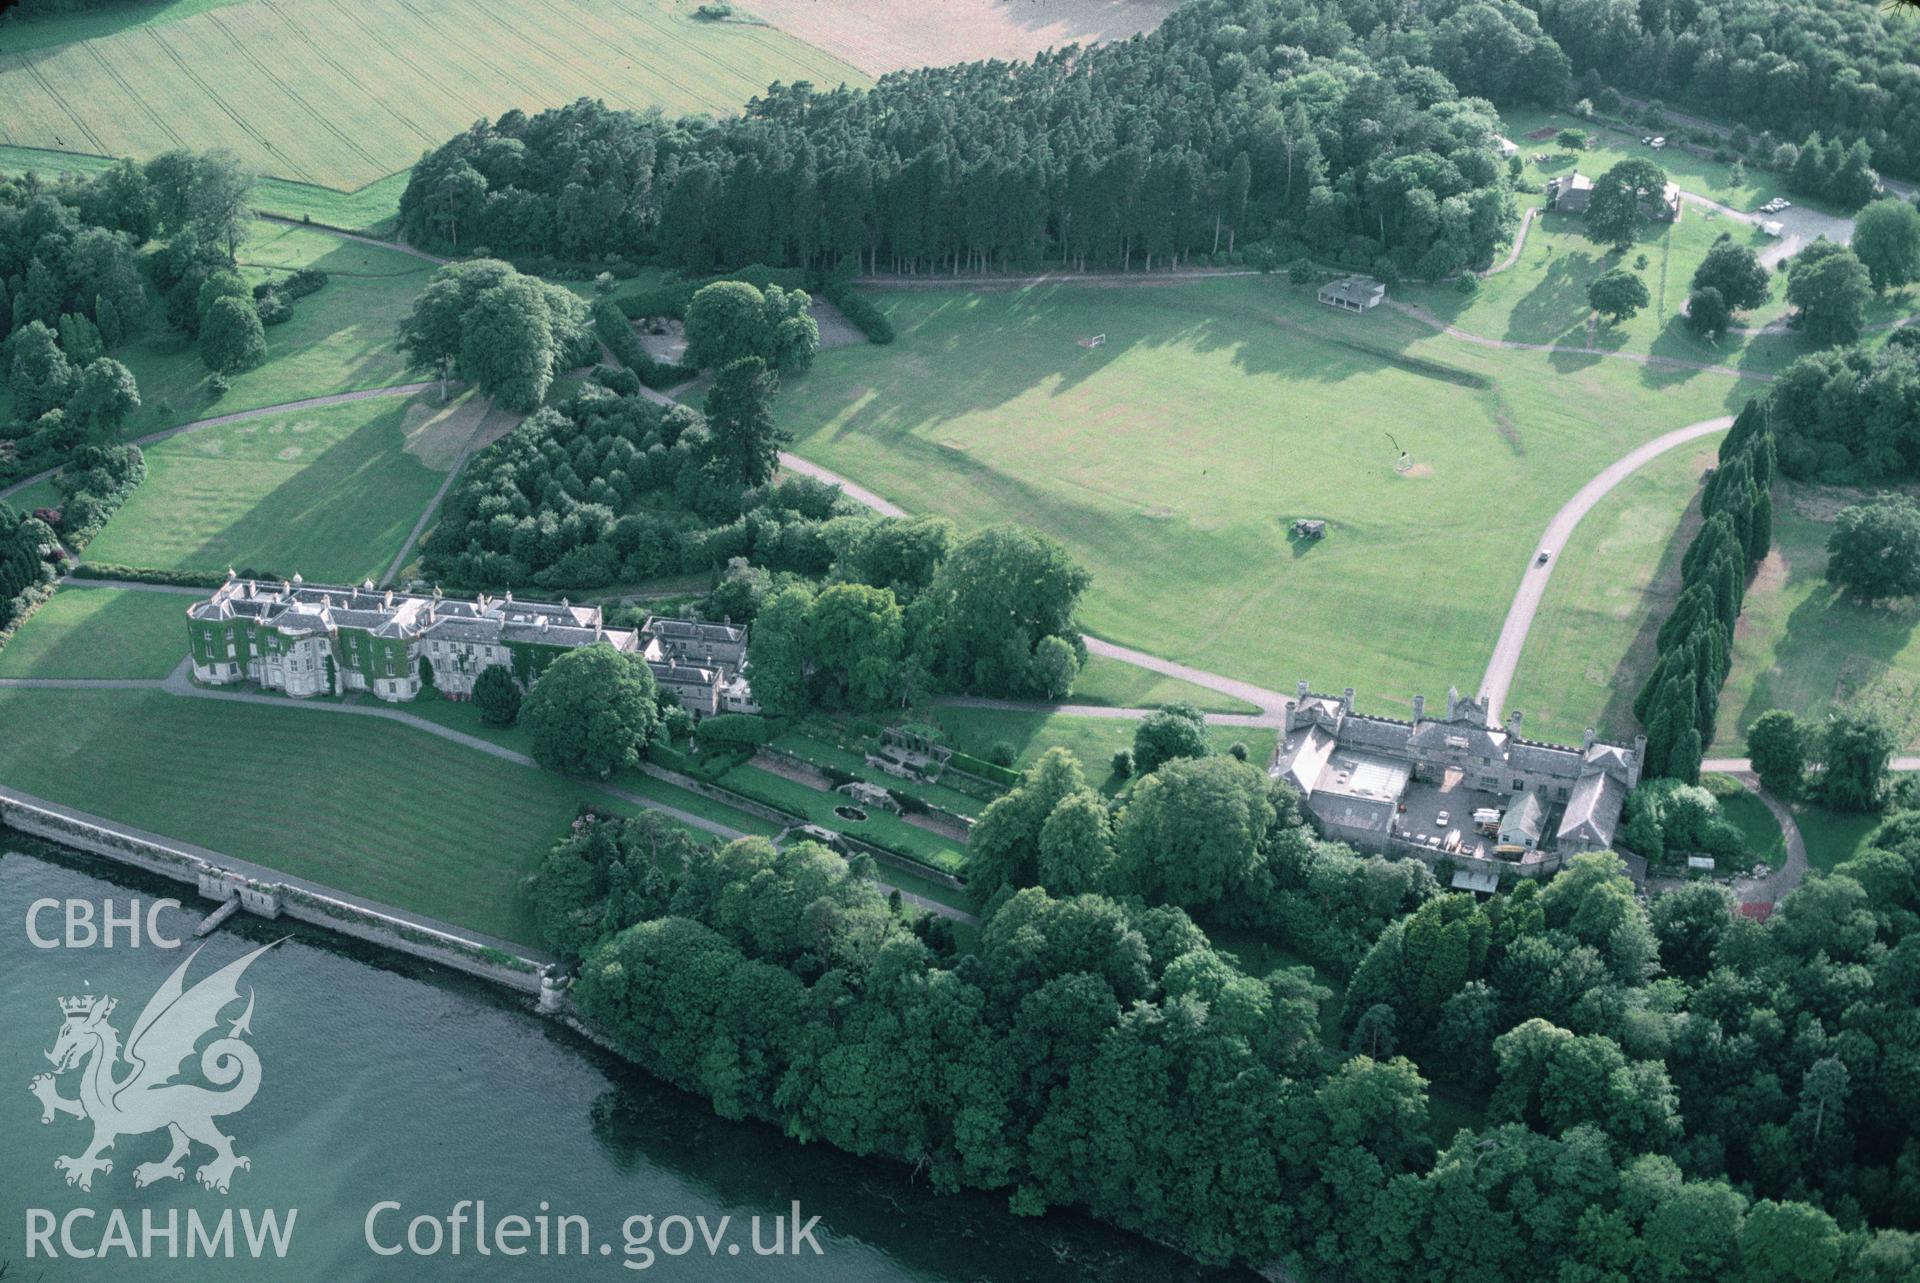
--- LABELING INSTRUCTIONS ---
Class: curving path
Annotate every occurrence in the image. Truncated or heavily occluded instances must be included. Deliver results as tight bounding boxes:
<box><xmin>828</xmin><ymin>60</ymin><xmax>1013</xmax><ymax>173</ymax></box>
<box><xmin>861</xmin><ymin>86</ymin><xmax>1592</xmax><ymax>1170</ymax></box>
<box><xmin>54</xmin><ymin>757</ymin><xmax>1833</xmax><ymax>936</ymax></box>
<box><xmin>1390</xmin><ymin>300</ymin><xmax>1773</xmax><ymax>382</ymax></box>
<box><xmin>0</xmin><ymin>382</ymin><xmax>438</xmax><ymax>504</ymax></box>
<box><xmin>1478</xmin><ymin>416</ymin><xmax>1733</xmax><ymax>721</ymax></box>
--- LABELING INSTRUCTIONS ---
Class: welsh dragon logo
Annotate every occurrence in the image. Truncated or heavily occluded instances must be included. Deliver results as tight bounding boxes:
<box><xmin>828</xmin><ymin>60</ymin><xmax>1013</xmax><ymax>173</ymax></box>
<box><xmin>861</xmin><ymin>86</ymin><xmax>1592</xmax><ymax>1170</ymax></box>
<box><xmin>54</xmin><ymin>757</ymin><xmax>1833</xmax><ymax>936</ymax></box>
<box><xmin>29</xmin><ymin>941</ymin><xmax>279</xmax><ymax>1193</ymax></box>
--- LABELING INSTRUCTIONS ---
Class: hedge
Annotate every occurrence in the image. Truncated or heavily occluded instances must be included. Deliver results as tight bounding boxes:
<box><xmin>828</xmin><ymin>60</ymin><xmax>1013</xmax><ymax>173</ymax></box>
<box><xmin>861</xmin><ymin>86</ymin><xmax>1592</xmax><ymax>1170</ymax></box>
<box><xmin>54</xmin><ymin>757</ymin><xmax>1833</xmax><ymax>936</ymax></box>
<box><xmin>819</xmin><ymin>278</ymin><xmax>895</xmax><ymax>344</ymax></box>
<box><xmin>71</xmin><ymin>563</ymin><xmax>281</xmax><ymax>588</ymax></box>
<box><xmin>593</xmin><ymin>296</ymin><xmax>696</xmax><ymax>390</ymax></box>
<box><xmin>946</xmin><ymin>751</ymin><xmax>1021</xmax><ymax>788</ymax></box>
<box><xmin>695</xmin><ymin>713</ymin><xmax>771</xmax><ymax>746</ymax></box>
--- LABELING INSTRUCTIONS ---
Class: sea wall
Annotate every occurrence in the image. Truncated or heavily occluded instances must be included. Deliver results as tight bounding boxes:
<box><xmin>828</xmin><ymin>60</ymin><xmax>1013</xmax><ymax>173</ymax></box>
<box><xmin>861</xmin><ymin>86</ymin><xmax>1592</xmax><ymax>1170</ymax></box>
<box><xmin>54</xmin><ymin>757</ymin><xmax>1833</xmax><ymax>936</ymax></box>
<box><xmin>0</xmin><ymin>789</ymin><xmax>550</xmax><ymax>996</ymax></box>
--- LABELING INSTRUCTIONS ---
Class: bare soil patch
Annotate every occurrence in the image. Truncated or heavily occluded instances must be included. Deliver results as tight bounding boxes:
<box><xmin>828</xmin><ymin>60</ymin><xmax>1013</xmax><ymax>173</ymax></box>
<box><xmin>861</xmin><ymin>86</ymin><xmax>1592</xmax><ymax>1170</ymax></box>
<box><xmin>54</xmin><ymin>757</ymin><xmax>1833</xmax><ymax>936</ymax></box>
<box><xmin>741</xmin><ymin>0</ymin><xmax>1178</xmax><ymax>75</ymax></box>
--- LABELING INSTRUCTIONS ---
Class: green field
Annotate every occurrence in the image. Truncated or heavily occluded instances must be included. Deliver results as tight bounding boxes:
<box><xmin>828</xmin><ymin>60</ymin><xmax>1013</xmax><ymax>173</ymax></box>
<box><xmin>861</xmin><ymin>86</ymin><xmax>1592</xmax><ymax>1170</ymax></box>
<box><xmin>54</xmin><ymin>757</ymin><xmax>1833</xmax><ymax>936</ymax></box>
<box><xmin>1398</xmin><ymin>207</ymin><xmax>1811</xmax><ymax>376</ymax></box>
<box><xmin>0</xmin><ymin>687</ymin><xmax>599</xmax><ymax>942</ymax></box>
<box><xmin>1702</xmin><ymin>773</ymin><xmax>1788</xmax><ymax>871</ymax></box>
<box><xmin>778</xmin><ymin>276</ymin><xmax>1747</xmax><ymax>718</ymax></box>
<box><xmin>0</xmin><ymin>145</ymin><xmax>412</xmax><ymax>235</ymax></box>
<box><xmin>932</xmin><ymin>707</ymin><xmax>1277</xmax><ymax>794</ymax></box>
<box><xmin>1506</xmin><ymin>434</ymin><xmax>1724</xmax><ymax>744</ymax></box>
<box><xmin>59</xmin><ymin>217</ymin><xmax>438</xmax><ymax>449</ymax></box>
<box><xmin>1714</xmin><ymin>486</ymin><xmax>1920</xmax><ymax>749</ymax></box>
<box><xmin>1068</xmin><ymin>652</ymin><xmax>1261</xmax><ymax>713</ymax></box>
<box><xmin>0</xmin><ymin>0</ymin><xmax>864</xmax><ymax>190</ymax></box>
<box><xmin>83</xmin><ymin>393</ymin><xmax>451</xmax><ymax>583</ymax></box>
<box><xmin>1794</xmin><ymin>802</ymin><xmax>1888</xmax><ymax>874</ymax></box>
<box><xmin>0</xmin><ymin>585</ymin><xmax>186</xmax><ymax>679</ymax></box>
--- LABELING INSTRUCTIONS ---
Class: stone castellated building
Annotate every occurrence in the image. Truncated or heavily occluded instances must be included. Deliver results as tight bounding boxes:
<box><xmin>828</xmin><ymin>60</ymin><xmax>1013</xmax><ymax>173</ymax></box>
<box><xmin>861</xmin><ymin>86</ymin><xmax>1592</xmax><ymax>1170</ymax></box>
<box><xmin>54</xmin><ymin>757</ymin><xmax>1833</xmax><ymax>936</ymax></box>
<box><xmin>1271</xmin><ymin>681</ymin><xmax>1643</xmax><ymax>885</ymax></box>
<box><xmin>185</xmin><ymin>574</ymin><xmax>755</xmax><ymax>717</ymax></box>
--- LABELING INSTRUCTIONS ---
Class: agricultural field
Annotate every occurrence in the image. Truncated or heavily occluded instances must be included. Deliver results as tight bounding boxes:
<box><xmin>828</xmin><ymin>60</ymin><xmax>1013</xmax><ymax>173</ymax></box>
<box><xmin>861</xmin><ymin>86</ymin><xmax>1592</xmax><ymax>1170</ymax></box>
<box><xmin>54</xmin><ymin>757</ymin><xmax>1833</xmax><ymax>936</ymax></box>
<box><xmin>0</xmin><ymin>584</ymin><xmax>187</xmax><ymax>680</ymax></box>
<box><xmin>932</xmin><ymin>706</ymin><xmax>1277</xmax><ymax>794</ymax></box>
<box><xmin>82</xmin><ymin>393</ymin><xmax>458</xmax><ymax>583</ymax></box>
<box><xmin>1713</xmin><ymin>486</ymin><xmax>1920</xmax><ymax>750</ymax></box>
<box><xmin>0</xmin><ymin>686</ymin><xmax>596</xmax><ymax>943</ymax></box>
<box><xmin>0</xmin><ymin>0</ymin><xmax>866</xmax><ymax>190</ymax></box>
<box><xmin>1504</xmin><ymin>434</ymin><xmax>1724</xmax><ymax>744</ymax></box>
<box><xmin>776</xmin><ymin>275</ymin><xmax>1749</xmax><ymax>717</ymax></box>
<box><xmin>743</xmin><ymin>0</ymin><xmax>1177</xmax><ymax>75</ymax></box>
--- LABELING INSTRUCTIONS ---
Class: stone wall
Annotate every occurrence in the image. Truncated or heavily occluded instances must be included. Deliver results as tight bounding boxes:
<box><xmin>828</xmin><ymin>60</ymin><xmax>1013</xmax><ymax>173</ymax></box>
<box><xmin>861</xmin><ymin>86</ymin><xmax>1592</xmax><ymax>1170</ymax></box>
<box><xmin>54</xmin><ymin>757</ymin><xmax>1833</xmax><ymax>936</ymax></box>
<box><xmin>0</xmin><ymin>792</ymin><xmax>548</xmax><ymax>995</ymax></box>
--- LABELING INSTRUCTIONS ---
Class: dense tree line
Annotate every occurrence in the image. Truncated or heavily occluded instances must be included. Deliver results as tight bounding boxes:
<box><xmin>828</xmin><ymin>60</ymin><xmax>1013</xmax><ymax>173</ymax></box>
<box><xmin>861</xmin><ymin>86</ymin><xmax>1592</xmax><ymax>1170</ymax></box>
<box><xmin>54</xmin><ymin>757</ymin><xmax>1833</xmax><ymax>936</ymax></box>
<box><xmin>1633</xmin><ymin>403</ymin><xmax>1776</xmax><ymax>781</ymax></box>
<box><xmin>968</xmin><ymin>742</ymin><xmax>1435</xmax><ymax>972</ymax></box>
<box><xmin>418</xmin><ymin>376</ymin><xmax>855</xmax><ymax>592</ymax></box>
<box><xmin>540</xmin><ymin>751</ymin><xmax>1920</xmax><ymax>1275</ymax></box>
<box><xmin>400</xmin><ymin>0</ymin><xmax>1551</xmax><ymax>281</ymax></box>
<box><xmin>397</xmin><ymin>259</ymin><xmax>595</xmax><ymax>410</ymax></box>
<box><xmin>0</xmin><ymin>501</ymin><xmax>59</xmax><ymax>638</ymax></box>
<box><xmin>747</xmin><ymin>520</ymin><xmax>1091</xmax><ymax>707</ymax></box>
<box><xmin>1528</xmin><ymin>0</ymin><xmax>1920</xmax><ymax>179</ymax></box>
<box><xmin>1767</xmin><ymin>336</ymin><xmax>1920</xmax><ymax>483</ymax></box>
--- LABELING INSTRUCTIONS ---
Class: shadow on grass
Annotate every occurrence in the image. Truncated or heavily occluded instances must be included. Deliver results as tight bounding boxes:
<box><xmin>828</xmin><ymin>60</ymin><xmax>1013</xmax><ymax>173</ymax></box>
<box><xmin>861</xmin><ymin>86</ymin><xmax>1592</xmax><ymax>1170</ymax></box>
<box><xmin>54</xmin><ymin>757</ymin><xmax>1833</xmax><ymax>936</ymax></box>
<box><xmin>1585</xmin><ymin>472</ymin><xmax>1711</xmax><ymax>741</ymax></box>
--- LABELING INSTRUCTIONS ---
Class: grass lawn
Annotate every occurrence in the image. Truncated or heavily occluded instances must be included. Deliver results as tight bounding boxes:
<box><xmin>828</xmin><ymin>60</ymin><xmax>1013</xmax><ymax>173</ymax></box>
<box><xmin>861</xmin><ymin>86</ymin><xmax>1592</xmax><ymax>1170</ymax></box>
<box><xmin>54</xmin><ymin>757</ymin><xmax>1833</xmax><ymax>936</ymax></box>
<box><xmin>0</xmin><ymin>686</ymin><xmax>601</xmax><ymax>943</ymax></box>
<box><xmin>0</xmin><ymin>0</ymin><xmax>864</xmax><ymax>189</ymax></box>
<box><xmin>1069</xmin><ymin>652</ymin><xmax>1261</xmax><ymax>713</ymax></box>
<box><xmin>0</xmin><ymin>585</ymin><xmax>185</xmax><ymax>679</ymax></box>
<box><xmin>1703</xmin><ymin>774</ymin><xmax>1788</xmax><ymax>871</ymax></box>
<box><xmin>1506</xmin><ymin>433</ymin><xmax>1723</xmax><ymax>744</ymax></box>
<box><xmin>84</xmin><ymin>393</ymin><xmax>451</xmax><ymax>583</ymax></box>
<box><xmin>1715</xmin><ymin>486</ymin><xmax>1920</xmax><ymax>749</ymax></box>
<box><xmin>1794</xmin><ymin>802</ymin><xmax>1887</xmax><ymax>874</ymax></box>
<box><xmin>109</xmin><ymin>219</ymin><xmax>433</xmax><ymax>440</ymax></box>
<box><xmin>932</xmin><ymin>707</ymin><xmax>1277</xmax><ymax>795</ymax></box>
<box><xmin>778</xmin><ymin>276</ymin><xmax>1747</xmax><ymax>717</ymax></box>
<box><xmin>2</xmin><ymin>474</ymin><xmax>62</xmax><ymax>512</ymax></box>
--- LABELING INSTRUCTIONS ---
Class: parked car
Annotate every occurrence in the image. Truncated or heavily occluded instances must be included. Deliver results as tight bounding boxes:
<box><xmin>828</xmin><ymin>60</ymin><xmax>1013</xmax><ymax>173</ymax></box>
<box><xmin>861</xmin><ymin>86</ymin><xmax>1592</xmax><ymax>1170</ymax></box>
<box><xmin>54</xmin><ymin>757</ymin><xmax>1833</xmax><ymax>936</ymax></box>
<box><xmin>1435</xmin><ymin>810</ymin><xmax>1451</xmax><ymax>828</ymax></box>
<box><xmin>1537</xmin><ymin>549</ymin><xmax>1551</xmax><ymax>565</ymax></box>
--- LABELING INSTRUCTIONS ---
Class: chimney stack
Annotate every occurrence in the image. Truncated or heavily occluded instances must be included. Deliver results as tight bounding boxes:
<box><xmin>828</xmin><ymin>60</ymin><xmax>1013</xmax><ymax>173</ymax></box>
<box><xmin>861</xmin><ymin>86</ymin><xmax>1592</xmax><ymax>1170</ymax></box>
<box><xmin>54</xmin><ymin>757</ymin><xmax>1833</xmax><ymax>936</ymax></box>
<box><xmin>1446</xmin><ymin>686</ymin><xmax>1459</xmax><ymax>720</ymax></box>
<box><xmin>1342</xmin><ymin>686</ymin><xmax>1355</xmax><ymax>711</ymax></box>
<box><xmin>1583</xmin><ymin>727</ymin><xmax>1596</xmax><ymax>751</ymax></box>
<box><xmin>1412</xmin><ymin>694</ymin><xmax>1425</xmax><ymax>722</ymax></box>
<box><xmin>1296</xmin><ymin>680</ymin><xmax>1310</xmax><ymax>699</ymax></box>
<box><xmin>1507</xmin><ymin>709</ymin><xmax>1523</xmax><ymax>738</ymax></box>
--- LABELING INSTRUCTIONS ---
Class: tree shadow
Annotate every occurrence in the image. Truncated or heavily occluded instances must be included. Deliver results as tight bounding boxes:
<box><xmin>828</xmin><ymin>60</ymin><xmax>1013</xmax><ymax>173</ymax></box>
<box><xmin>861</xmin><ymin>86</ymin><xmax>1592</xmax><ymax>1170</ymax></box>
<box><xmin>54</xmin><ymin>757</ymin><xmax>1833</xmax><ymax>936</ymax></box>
<box><xmin>1584</xmin><ymin>470</ymin><xmax>1712</xmax><ymax>740</ymax></box>
<box><xmin>1505</xmin><ymin>250</ymin><xmax>1606</xmax><ymax>345</ymax></box>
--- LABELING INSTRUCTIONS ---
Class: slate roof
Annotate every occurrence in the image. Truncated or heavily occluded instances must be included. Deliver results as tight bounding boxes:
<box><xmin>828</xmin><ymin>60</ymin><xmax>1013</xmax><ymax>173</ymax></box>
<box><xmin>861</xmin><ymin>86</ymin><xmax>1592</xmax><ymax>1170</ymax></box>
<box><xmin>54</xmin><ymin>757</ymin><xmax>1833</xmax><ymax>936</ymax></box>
<box><xmin>1558</xmin><ymin>771</ymin><xmax>1625</xmax><ymax>849</ymax></box>
<box><xmin>1498</xmin><ymin>790</ymin><xmax>1548</xmax><ymax>846</ymax></box>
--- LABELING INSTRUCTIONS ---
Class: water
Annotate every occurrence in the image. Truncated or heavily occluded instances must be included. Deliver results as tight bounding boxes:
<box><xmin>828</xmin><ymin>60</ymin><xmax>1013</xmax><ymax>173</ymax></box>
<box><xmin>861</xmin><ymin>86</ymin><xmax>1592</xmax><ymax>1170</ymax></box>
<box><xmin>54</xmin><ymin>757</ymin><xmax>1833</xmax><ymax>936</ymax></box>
<box><xmin>1</xmin><ymin>845</ymin><xmax>1256</xmax><ymax>1281</ymax></box>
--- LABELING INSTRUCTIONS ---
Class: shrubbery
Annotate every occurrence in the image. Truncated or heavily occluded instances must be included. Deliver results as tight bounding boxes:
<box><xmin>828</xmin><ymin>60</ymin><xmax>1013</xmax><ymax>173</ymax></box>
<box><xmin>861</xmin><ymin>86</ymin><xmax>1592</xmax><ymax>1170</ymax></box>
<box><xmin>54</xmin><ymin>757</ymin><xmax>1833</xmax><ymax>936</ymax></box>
<box><xmin>421</xmin><ymin>381</ymin><xmax>852</xmax><ymax>592</ymax></box>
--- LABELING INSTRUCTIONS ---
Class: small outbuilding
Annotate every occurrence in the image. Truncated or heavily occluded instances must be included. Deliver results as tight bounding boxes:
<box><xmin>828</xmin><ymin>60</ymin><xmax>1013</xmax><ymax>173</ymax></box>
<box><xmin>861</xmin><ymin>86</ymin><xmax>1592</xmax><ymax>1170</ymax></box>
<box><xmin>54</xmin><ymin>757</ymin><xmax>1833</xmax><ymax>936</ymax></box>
<box><xmin>1493</xmin><ymin>134</ymin><xmax>1520</xmax><ymax>160</ymax></box>
<box><xmin>1317</xmin><ymin>275</ymin><xmax>1386</xmax><ymax>312</ymax></box>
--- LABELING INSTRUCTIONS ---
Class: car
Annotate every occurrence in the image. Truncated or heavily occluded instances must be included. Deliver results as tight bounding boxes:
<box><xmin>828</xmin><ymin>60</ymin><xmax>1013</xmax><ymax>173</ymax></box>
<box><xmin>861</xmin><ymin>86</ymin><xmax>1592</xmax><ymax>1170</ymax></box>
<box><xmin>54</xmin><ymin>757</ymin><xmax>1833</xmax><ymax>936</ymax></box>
<box><xmin>1537</xmin><ymin>549</ymin><xmax>1551</xmax><ymax>565</ymax></box>
<box><xmin>1640</xmin><ymin>136</ymin><xmax>1652</xmax><ymax>144</ymax></box>
<box><xmin>1650</xmin><ymin>136</ymin><xmax>1666</xmax><ymax>149</ymax></box>
<box><xmin>1435</xmin><ymin>810</ymin><xmax>1451</xmax><ymax>828</ymax></box>
<box><xmin>1777</xmin><ymin>199</ymin><xmax>1791</xmax><ymax>209</ymax></box>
